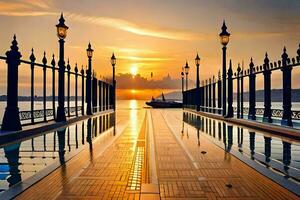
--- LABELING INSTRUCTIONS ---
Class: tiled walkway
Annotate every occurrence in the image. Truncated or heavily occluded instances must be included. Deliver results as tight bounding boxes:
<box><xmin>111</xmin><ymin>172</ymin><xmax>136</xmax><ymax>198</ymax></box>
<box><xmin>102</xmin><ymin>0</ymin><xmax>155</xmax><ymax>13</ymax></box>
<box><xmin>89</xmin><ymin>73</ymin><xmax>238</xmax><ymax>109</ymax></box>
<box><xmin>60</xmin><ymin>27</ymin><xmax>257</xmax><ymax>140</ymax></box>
<box><xmin>151</xmin><ymin>109</ymin><xmax>298</xmax><ymax>199</ymax></box>
<box><xmin>14</xmin><ymin>109</ymin><xmax>298</xmax><ymax>199</ymax></box>
<box><xmin>16</xmin><ymin>109</ymin><xmax>148</xmax><ymax>199</ymax></box>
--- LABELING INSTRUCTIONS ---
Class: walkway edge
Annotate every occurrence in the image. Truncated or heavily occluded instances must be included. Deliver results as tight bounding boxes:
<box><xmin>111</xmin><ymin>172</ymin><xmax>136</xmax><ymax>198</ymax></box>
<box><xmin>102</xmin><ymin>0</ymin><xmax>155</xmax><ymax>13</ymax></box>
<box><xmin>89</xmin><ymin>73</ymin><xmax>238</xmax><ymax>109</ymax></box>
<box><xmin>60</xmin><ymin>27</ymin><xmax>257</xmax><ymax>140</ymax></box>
<box><xmin>185</xmin><ymin>109</ymin><xmax>300</xmax><ymax>139</ymax></box>
<box><xmin>0</xmin><ymin>110</ymin><xmax>114</xmax><ymax>146</ymax></box>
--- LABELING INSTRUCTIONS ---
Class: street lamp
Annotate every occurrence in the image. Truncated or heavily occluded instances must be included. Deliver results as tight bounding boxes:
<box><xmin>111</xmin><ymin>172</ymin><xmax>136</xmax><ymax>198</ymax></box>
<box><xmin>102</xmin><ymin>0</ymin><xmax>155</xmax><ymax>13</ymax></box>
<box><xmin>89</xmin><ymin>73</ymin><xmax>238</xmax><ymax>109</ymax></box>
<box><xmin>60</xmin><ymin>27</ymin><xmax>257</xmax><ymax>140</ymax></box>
<box><xmin>219</xmin><ymin>20</ymin><xmax>230</xmax><ymax>116</ymax></box>
<box><xmin>181</xmin><ymin>70</ymin><xmax>184</xmax><ymax>93</ymax></box>
<box><xmin>184</xmin><ymin>61</ymin><xmax>190</xmax><ymax>90</ymax></box>
<box><xmin>56</xmin><ymin>13</ymin><xmax>68</xmax><ymax>122</ymax></box>
<box><xmin>195</xmin><ymin>53</ymin><xmax>200</xmax><ymax>88</ymax></box>
<box><xmin>195</xmin><ymin>53</ymin><xmax>201</xmax><ymax>111</ymax></box>
<box><xmin>111</xmin><ymin>53</ymin><xmax>116</xmax><ymax>111</ymax></box>
<box><xmin>86</xmin><ymin>42</ymin><xmax>93</xmax><ymax>115</ymax></box>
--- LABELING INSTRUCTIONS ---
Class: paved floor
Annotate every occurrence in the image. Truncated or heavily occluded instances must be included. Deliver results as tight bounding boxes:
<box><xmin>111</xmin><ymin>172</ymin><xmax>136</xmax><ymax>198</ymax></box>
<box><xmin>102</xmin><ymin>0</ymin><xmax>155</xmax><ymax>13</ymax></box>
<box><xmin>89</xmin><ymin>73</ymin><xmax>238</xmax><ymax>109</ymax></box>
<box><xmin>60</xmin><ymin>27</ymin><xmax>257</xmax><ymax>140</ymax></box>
<box><xmin>152</xmin><ymin>109</ymin><xmax>298</xmax><ymax>199</ymax></box>
<box><xmin>15</xmin><ymin>109</ymin><xmax>298</xmax><ymax>199</ymax></box>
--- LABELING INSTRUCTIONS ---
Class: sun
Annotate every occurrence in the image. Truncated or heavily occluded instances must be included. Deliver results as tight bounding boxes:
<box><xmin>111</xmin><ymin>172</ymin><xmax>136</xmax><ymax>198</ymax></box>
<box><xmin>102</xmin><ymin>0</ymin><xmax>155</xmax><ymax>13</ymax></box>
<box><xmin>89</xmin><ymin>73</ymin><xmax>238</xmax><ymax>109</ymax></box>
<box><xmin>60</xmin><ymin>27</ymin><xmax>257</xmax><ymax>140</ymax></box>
<box><xmin>130</xmin><ymin>65</ymin><xmax>138</xmax><ymax>77</ymax></box>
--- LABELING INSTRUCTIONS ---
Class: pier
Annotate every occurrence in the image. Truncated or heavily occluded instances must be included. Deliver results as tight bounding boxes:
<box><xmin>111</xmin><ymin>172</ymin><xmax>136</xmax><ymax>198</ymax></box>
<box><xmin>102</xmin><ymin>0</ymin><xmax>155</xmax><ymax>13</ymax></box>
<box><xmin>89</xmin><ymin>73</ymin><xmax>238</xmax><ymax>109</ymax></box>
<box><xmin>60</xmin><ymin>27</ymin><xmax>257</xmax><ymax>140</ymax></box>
<box><xmin>0</xmin><ymin>106</ymin><xmax>297</xmax><ymax>199</ymax></box>
<box><xmin>0</xmin><ymin>12</ymin><xmax>299</xmax><ymax>200</ymax></box>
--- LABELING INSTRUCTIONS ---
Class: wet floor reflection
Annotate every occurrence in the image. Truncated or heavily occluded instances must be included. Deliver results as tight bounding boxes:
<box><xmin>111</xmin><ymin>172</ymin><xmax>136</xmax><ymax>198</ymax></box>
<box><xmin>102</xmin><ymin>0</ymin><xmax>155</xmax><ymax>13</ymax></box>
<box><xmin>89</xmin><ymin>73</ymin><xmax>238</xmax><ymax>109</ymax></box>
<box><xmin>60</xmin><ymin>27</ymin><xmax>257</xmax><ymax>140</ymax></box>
<box><xmin>0</xmin><ymin>112</ymin><xmax>116</xmax><ymax>193</ymax></box>
<box><xmin>182</xmin><ymin>111</ymin><xmax>300</xmax><ymax>184</ymax></box>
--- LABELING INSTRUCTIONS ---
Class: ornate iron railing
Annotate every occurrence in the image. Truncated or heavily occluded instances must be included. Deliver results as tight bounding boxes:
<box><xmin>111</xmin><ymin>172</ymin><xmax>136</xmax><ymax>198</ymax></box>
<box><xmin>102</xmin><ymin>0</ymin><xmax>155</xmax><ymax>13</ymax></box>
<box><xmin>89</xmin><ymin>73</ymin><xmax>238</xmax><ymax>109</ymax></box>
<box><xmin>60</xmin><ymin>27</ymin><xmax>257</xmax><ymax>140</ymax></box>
<box><xmin>19</xmin><ymin>109</ymin><xmax>54</xmax><ymax>121</ymax></box>
<box><xmin>233</xmin><ymin>107</ymin><xmax>300</xmax><ymax>120</ymax></box>
<box><xmin>19</xmin><ymin>106</ymin><xmax>82</xmax><ymax>121</ymax></box>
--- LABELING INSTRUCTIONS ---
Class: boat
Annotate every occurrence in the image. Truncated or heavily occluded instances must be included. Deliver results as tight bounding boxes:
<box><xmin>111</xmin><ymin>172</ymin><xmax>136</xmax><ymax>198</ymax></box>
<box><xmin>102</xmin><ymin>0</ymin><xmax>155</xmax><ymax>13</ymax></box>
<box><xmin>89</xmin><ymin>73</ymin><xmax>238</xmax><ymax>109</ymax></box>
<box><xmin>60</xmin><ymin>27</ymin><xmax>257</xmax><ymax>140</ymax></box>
<box><xmin>146</xmin><ymin>93</ymin><xmax>182</xmax><ymax>108</ymax></box>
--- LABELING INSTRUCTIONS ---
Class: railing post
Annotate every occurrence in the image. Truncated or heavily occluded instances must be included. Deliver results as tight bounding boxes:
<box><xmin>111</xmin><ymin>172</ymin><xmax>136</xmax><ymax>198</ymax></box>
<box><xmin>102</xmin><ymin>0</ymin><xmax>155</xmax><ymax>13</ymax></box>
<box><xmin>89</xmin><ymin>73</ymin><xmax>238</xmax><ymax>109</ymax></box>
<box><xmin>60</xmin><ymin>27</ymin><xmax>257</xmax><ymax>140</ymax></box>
<box><xmin>106</xmin><ymin>82</ymin><xmax>109</xmax><ymax>110</ymax></box>
<box><xmin>201</xmin><ymin>81</ymin><xmax>204</xmax><ymax>111</ymax></box>
<box><xmin>281</xmin><ymin>47</ymin><xmax>292</xmax><ymax>126</ymax></box>
<box><xmin>67</xmin><ymin>59</ymin><xmax>71</xmax><ymax>117</ymax></box>
<box><xmin>212</xmin><ymin>76</ymin><xmax>216</xmax><ymax>113</ymax></box>
<box><xmin>237</xmin><ymin>64</ymin><xmax>241</xmax><ymax>118</ymax></box>
<box><xmin>208</xmin><ymin>78</ymin><xmax>212</xmax><ymax>113</ymax></box>
<box><xmin>248</xmin><ymin>58</ymin><xmax>256</xmax><ymax>120</ymax></box>
<box><xmin>74</xmin><ymin>64</ymin><xmax>78</xmax><ymax>117</ymax></box>
<box><xmin>1</xmin><ymin>35</ymin><xmax>22</xmax><ymax>131</ymax></box>
<box><xmin>205</xmin><ymin>80</ymin><xmax>208</xmax><ymax>112</ymax></box>
<box><xmin>103</xmin><ymin>82</ymin><xmax>106</xmax><ymax>110</ymax></box>
<box><xmin>263</xmin><ymin>53</ymin><xmax>272</xmax><ymax>123</ymax></box>
<box><xmin>81</xmin><ymin>67</ymin><xmax>85</xmax><ymax>115</ymax></box>
<box><xmin>240</xmin><ymin>68</ymin><xmax>244</xmax><ymax>118</ymax></box>
<box><xmin>200</xmin><ymin>82</ymin><xmax>203</xmax><ymax>111</ymax></box>
<box><xmin>30</xmin><ymin>48</ymin><xmax>36</xmax><ymax>124</ymax></box>
<box><xmin>42</xmin><ymin>52</ymin><xmax>47</xmax><ymax>122</ymax></box>
<box><xmin>217</xmin><ymin>71</ymin><xmax>222</xmax><ymax>115</ymax></box>
<box><xmin>51</xmin><ymin>54</ymin><xmax>56</xmax><ymax>120</ymax></box>
<box><xmin>93</xmin><ymin>75</ymin><xmax>98</xmax><ymax>112</ymax></box>
<box><xmin>98</xmin><ymin>80</ymin><xmax>101</xmax><ymax>112</ymax></box>
<box><xmin>226</xmin><ymin>60</ymin><xmax>233</xmax><ymax>118</ymax></box>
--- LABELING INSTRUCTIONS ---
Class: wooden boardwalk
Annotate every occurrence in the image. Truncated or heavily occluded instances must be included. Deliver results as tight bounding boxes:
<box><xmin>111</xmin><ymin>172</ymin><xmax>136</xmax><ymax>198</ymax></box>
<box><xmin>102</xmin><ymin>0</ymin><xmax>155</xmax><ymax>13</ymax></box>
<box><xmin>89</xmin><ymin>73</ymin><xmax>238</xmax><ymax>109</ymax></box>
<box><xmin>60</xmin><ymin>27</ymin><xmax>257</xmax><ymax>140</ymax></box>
<box><xmin>14</xmin><ymin>109</ymin><xmax>298</xmax><ymax>199</ymax></box>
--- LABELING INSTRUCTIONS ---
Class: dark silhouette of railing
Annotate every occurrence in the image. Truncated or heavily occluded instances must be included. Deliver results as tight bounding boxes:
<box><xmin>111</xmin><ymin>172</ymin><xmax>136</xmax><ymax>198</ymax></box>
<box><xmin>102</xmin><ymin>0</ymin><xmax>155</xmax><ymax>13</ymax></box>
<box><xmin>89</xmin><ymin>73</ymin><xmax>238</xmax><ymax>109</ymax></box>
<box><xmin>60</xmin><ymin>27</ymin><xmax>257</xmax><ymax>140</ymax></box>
<box><xmin>183</xmin><ymin>44</ymin><xmax>300</xmax><ymax>126</ymax></box>
<box><xmin>0</xmin><ymin>35</ymin><xmax>115</xmax><ymax>130</ymax></box>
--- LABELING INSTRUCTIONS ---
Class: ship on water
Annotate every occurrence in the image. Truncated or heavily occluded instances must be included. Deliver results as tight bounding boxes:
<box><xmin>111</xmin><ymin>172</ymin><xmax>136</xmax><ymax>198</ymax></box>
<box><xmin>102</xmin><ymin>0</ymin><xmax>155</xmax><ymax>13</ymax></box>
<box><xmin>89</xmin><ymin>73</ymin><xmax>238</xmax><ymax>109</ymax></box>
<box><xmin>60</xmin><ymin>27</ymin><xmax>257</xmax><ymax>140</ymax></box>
<box><xmin>146</xmin><ymin>93</ymin><xmax>182</xmax><ymax>108</ymax></box>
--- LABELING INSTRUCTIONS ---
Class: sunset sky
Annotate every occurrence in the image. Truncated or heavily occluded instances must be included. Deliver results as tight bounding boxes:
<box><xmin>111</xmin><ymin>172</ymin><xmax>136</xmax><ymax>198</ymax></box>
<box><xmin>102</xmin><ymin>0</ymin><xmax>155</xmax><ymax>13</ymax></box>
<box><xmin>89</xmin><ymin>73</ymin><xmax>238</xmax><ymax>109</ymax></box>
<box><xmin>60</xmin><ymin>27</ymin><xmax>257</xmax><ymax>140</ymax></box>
<box><xmin>0</xmin><ymin>0</ymin><xmax>299</xmax><ymax>99</ymax></box>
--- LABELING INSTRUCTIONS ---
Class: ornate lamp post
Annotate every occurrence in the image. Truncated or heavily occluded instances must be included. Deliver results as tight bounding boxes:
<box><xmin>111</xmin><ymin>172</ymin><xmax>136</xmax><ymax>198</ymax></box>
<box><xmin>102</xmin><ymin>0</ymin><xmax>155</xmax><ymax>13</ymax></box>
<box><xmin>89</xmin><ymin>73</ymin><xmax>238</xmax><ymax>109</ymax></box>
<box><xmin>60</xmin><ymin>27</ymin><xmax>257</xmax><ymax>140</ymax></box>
<box><xmin>195</xmin><ymin>54</ymin><xmax>200</xmax><ymax>111</ymax></box>
<box><xmin>111</xmin><ymin>53</ymin><xmax>116</xmax><ymax>111</ymax></box>
<box><xmin>184</xmin><ymin>61</ymin><xmax>190</xmax><ymax>90</ymax></box>
<box><xmin>181</xmin><ymin>70</ymin><xmax>184</xmax><ymax>93</ymax></box>
<box><xmin>56</xmin><ymin>13</ymin><xmax>68</xmax><ymax>122</ymax></box>
<box><xmin>195</xmin><ymin>54</ymin><xmax>200</xmax><ymax>88</ymax></box>
<box><xmin>86</xmin><ymin>43</ymin><xmax>94</xmax><ymax>115</ymax></box>
<box><xmin>219</xmin><ymin>20</ymin><xmax>230</xmax><ymax>116</ymax></box>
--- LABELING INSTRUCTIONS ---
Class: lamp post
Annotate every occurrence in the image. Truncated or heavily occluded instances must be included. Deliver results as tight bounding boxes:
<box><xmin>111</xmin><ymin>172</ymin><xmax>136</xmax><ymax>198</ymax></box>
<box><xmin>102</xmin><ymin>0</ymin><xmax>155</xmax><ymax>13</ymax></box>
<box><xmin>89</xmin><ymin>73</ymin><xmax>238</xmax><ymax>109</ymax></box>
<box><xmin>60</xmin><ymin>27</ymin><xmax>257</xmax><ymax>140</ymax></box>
<box><xmin>195</xmin><ymin>54</ymin><xmax>200</xmax><ymax>111</ymax></box>
<box><xmin>86</xmin><ymin>43</ymin><xmax>93</xmax><ymax>115</ymax></box>
<box><xmin>56</xmin><ymin>13</ymin><xmax>68</xmax><ymax>122</ymax></box>
<box><xmin>184</xmin><ymin>61</ymin><xmax>190</xmax><ymax>90</ymax></box>
<box><xmin>181</xmin><ymin>69</ymin><xmax>184</xmax><ymax>108</ymax></box>
<box><xmin>181</xmin><ymin>70</ymin><xmax>184</xmax><ymax>93</ymax></box>
<box><xmin>111</xmin><ymin>53</ymin><xmax>116</xmax><ymax>111</ymax></box>
<box><xmin>195</xmin><ymin>54</ymin><xmax>200</xmax><ymax>88</ymax></box>
<box><xmin>219</xmin><ymin>20</ymin><xmax>230</xmax><ymax>116</ymax></box>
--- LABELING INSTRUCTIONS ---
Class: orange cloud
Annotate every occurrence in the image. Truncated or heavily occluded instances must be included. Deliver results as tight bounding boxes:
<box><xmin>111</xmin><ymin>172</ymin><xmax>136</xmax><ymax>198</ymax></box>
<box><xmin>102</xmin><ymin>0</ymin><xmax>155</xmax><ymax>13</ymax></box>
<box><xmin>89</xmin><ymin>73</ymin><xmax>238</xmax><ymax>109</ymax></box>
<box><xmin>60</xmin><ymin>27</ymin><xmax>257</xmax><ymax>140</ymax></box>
<box><xmin>0</xmin><ymin>0</ymin><xmax>55</xmax><ymax>16</ymax></box>
<box><xmin>67</xmin><ymin>13</ymin><xmax>206</xmax><ymax>41</ymax></box>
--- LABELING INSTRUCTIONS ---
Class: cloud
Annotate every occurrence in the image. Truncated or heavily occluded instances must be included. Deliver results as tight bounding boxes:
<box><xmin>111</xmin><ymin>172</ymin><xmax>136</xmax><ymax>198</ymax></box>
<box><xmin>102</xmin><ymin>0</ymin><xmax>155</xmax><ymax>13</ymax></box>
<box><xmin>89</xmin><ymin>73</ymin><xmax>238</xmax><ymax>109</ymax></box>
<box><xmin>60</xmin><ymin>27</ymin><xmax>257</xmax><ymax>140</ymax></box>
<box><xmin>116</xmin><ymin>73</ymin><xmax>194</xmax><ymax>89</ymax></box>
<box><xmin>0</xmin><ymin>0</ymin><xmax>56</xmax><ymax>16</ymax></box>
<box><xmin>67</xmin><ymin>13</ymin><xmax>205</xmax><ymax>41</ymax></box>
<box><xmin>105</xmin><ymin>46</ymin><xmax>159</xmax><ymax>54</ymax></box>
